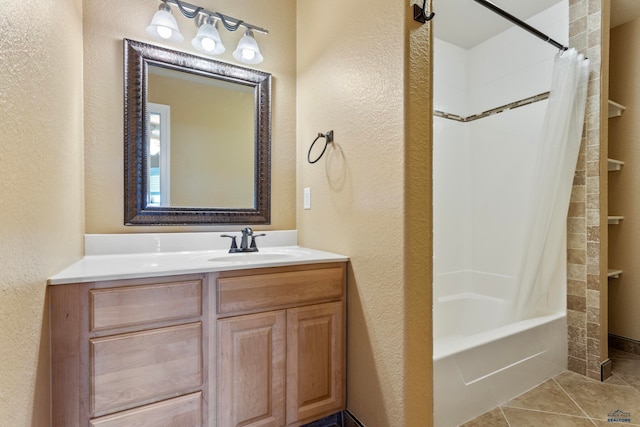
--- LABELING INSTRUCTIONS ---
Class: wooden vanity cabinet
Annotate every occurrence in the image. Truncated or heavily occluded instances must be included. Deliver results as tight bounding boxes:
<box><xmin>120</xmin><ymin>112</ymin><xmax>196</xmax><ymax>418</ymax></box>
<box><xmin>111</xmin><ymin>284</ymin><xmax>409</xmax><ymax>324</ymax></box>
<box><xmin>215</xmin><ymin>263</ymin><xmax>346</xmax><ymax>427</ymax></box>
<box><xmin>50</xmin><ymin>274</ymin><xmax>209</xmax><ymax>427</ymax></box>
<box><xmin>50</xmin><ymin>262</ymin><xmax>346</xmax><ymax>427</ymax></box>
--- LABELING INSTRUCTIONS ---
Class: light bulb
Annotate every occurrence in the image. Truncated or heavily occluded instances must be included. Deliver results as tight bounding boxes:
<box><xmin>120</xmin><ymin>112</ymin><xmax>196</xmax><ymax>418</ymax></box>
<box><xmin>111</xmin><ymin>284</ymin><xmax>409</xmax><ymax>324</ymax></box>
<box><xmin>146</xmin><ymin>3</ymin><xmax>183</xmax><ymax>43</ymax></box>
<box><xmin>156</xmin><ymin>26</ymin><xmax>173</xmax><ymax>39</ymax></box>
<box><xmin>191</xmin><ymin>18</ymin><xmax>225</xmax><ymax>55</ymax></box>
<box><xmin>201</xmin><ymin>37</ymin><xmax>216</xmax><ymax>52</ymax></box>
<box><xmin>232</xmin><ymin>30</ymin><xmax>263</xmax><ymax>64</ymax></box>
<box><xmin>242</xmin><ymin>49</ymin><xmax>255</xmax><ymax>61</ymax></box>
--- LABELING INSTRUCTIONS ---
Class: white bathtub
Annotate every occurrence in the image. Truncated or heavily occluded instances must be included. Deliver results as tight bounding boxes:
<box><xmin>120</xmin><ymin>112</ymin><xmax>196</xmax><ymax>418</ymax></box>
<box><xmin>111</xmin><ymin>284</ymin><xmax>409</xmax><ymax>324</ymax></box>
<box><xmin>433</xmin><ymin>272</ymin><xmax>567</xmax><ymax>426</ymax></box>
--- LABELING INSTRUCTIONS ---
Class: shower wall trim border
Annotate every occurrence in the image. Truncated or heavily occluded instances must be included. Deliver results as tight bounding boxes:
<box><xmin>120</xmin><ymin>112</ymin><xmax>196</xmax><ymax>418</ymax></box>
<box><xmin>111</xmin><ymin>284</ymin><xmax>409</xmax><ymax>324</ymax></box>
<box><xmin>434</xmin><ymin>91</ymin><xmax>550</xmax><ymax>122</ymax></box>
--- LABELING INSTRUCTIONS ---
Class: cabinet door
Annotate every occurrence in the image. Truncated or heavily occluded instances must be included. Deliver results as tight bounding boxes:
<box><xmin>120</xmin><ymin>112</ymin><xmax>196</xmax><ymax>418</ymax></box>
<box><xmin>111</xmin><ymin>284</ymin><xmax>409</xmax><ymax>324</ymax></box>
<box><xmin>286</xmin><ymin>302</ymin><xmax>345</xmax><ymax>426</ymax></box>
<box><xmin>217</xmin><ymin>310</ymin><xmax>286</xmax><ymax>427</ymax></box>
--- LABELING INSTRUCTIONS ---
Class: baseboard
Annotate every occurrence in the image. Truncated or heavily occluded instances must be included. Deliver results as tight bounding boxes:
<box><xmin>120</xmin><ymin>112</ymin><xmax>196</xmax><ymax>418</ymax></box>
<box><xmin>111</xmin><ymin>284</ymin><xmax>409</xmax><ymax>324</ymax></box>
<box><xmin>344</xmin><ymin>410</ymin><xmax>366</xmax><ymax>427</ymax></box>
<box><xmin>609</xmin><ymin>333</ymin><xmax>640</xmax><ymax>356</ymax></box>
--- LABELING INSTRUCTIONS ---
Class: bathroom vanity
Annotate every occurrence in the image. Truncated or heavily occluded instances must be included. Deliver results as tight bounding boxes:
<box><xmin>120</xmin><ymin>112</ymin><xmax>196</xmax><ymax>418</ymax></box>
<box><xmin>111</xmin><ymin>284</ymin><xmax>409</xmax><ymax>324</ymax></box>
<box><xmin>49</xmin><ymin>232</ymin><xmax>347</xmax><ymax>427</ymax></box>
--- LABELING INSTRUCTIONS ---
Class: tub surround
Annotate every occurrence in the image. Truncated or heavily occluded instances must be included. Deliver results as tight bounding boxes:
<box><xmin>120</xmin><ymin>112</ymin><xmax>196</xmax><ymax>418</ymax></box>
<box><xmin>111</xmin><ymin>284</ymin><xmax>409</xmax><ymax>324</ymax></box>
<box><xmin>435</xmin><ymin>313</ymin><xmax>566</xmax><ymax>426</ymax></box>
<box><xmin>50</xmin><ymin>231</ymin><xmax>348</xmax><ymax>284</ymax></box>
<box><xmin>433</xmin><ymin>279</ymin><xmax>567</xmax><ymax>426</ymax></box>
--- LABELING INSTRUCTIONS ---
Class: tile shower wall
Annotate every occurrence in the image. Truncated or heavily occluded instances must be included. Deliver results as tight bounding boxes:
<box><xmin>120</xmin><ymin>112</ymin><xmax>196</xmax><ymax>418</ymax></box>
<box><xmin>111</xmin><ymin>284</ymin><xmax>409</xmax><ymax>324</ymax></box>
<box><xmin>566</xmin><ymin>0</ymin><xmax>605</xmax><ymax>380</ymax></box>
<box><xmin>434</xmin><ymin>2</ymin><xmax>568</xmax><ymax>294</ymax></box>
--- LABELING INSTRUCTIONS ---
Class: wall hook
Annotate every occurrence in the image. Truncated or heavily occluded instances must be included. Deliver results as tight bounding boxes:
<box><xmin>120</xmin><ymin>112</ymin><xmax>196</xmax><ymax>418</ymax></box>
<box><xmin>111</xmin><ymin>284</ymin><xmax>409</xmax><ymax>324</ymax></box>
<box><xmin>307</xmin><ymin>130</ymin><xmax>334</xmax><ymax>164</ymax></box>
<box><xmin>413</xmin><ymin>0</ymin><xmax>435</xmax><ymax>24</ymax></box>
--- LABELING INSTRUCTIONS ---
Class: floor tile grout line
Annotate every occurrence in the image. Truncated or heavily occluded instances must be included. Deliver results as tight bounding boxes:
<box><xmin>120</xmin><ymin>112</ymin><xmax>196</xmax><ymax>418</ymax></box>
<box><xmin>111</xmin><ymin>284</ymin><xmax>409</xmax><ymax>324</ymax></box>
<box><xmin>466</xmin><ymin>368</ymin><xmax>640</xmax><ymax>426</ymax></box>
<box><xmin>498</xmin><ymin>406</ymin><xmax>512</xmax><ymax>427</ymax></box>
<box><xmin>497</xmin><ymin>376</ymin><xmax>559</xmax><ymax>409</ymax></box>
<box><xmin>609</xmin><ymin>358</ymin><xmax>640</xmax><ymax>394</ymax></box>
<box><xmin>501</xmin><ymin>403</ymin><xmax>592</xmax><ymax>419</ymax></box>
<box><xmin>552</xmin><ymin>376</ymin><xmax>593</xmax><ymax>421</ymax></box>
<box><xmin>609</xmin><ymin>371</ymin><xmax>633</xmax><ymax>388</ymax></box>
<box><xmin>553</xmin><ymin>372</ymin><xmax>640</xmax><ymax>425</ymax></box>
<box><xmin>500</xmin><ymin>405</ymin><xmax>595</xmax><ymax>420</ymax></box>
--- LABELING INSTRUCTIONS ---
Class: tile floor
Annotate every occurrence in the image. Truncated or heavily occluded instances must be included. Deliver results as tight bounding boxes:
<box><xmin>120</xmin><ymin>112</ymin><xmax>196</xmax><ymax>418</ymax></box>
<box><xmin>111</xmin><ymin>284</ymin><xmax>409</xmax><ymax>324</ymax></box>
<box><xmin>300</xmin><ymin>412</ymin><xmax>342</xmax><ymax>427</ymax></box>
<box><xmin>462</xmin><ymin>349</ymin><xmax>640</xmax><ymax>426</ymax></box>
<box><xmin>300</xmin><ymin>411</ymin><xmax>363</xmax><ymax>427</ymax></box>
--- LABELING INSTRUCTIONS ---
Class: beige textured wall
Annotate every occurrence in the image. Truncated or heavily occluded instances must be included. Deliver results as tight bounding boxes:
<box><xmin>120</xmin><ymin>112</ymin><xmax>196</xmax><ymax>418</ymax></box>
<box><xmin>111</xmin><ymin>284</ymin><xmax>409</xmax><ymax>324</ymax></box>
<box><xmin>608</xmin><ymin>17</ymin><xmax>640</xmax><ymax>341</ymax></box>
<box><xmin>0</xmin><ymin>1</ymin><xmax>85</xmax><ymax>426</ymax></box>
<box><xmin>83</xmin><ymin>0</ymin><xmax>296</xmax><ymax>232</ymax></box>
<box><xmin>296</xmin><ymin>0</ymin><xmax>432</xmax><ymax>425</ymax></box>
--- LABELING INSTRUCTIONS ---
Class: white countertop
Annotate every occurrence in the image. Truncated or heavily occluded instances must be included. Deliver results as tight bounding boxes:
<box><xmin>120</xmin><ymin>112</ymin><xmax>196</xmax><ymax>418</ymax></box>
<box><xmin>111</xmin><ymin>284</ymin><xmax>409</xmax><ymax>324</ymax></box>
<box><xmin>49</xmin><ymin>231</ymin><xmax>348</xmax><ymax>285</ymax></box>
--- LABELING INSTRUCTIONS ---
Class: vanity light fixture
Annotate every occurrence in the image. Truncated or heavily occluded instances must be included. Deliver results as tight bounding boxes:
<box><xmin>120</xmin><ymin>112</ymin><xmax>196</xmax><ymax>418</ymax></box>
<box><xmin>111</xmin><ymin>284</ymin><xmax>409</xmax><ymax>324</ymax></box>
<box><xmin>146</xmin><ymin>0</ymin><xmax>267</xmax><ymax>64</ymax></box>
<box><xmin>146</xmin><ymin>2</ymin><xmax>184</xmax><ymax>42</ymax></box>
<box><xmin>232</xmin><ymin>30</ymin><xmax>263</xmax><ymax>65</ymax></box>
<box><xmin>192</xmin><ymin>17</ymin><xmax>225</xmax><ymax>54</ymax></box>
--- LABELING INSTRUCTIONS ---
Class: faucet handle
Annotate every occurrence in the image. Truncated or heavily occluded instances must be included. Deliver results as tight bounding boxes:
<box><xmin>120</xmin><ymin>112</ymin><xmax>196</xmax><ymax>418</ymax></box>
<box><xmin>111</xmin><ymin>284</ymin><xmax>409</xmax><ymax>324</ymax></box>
<box><xmin>249</xmin><ymin>233</ymin><xmax>266</xmax><ymax>249</ymax></box>
<box><xmin>221</xmin><ymin>234</ymin><xmax>238</xmax><ymax>252</ymax></box>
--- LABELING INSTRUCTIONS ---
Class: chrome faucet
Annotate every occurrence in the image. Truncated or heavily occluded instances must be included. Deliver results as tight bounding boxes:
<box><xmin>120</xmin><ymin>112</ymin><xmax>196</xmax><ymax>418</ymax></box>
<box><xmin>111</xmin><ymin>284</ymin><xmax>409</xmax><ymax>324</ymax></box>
<box><xmin>221</xmin><ymin>227</ymin><xmax>266</xmax><ymax>253</ymax></box>
<box><xmin>240</xmin><ymin>227</ymin><xmax>253</xmax><ymax>250</ymax></box>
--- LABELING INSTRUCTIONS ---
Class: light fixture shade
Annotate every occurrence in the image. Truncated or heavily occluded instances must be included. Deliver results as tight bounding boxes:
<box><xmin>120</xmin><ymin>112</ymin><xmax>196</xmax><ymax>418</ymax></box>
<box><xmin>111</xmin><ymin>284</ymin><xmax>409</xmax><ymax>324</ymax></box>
<box><xmin>232</xmin><ymin>30</ymin><xmax>263</xmax><ymax>64</ymax></box>
<box><xmin>146</xmin><ymin>5</ymin><xmax>184</xmax><ymax>43</ymax></box>
<box><xmin>192</xmin><ymin>19</ymin><xmax>225</xmax><ymax>55</ymax></box>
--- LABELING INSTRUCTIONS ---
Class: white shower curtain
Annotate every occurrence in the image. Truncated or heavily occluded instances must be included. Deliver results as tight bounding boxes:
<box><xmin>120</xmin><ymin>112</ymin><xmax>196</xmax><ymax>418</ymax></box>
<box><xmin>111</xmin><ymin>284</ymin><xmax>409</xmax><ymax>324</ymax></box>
<box><xmin>512</xmin><ymin>48</ymin><xmax>590</xmax><ymax>321</ymax></box>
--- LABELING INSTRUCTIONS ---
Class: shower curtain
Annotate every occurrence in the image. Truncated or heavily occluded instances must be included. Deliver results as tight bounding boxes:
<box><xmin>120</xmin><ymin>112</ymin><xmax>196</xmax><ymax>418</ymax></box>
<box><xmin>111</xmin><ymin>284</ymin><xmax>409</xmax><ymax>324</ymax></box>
<box><xmin>512</xmin><ymin>48</ymin><xmax>590</xmax><ymax>321</ymax></box>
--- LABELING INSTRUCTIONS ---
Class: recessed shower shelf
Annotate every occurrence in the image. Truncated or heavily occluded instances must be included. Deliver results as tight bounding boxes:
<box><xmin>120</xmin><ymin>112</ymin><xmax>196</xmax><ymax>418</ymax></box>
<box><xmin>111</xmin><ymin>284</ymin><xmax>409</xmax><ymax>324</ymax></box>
<box><xmin>608</xmin><ymin>269</ymin><xmax>623</xmax><ymax>279</ymax></box>
<box><xmin>608</xmin><ymin>158</ymin><xmax>625</xmax><ymax>171</ymax></box>
<box><xmin>608</xmin><ymin>216</ymin><xmax>624</xmax><ymax>225</ymax></box>
<box><xmin>608</xmin><ymin>100</ymin><xmax>626</xmax><ymax>118</ymax></box>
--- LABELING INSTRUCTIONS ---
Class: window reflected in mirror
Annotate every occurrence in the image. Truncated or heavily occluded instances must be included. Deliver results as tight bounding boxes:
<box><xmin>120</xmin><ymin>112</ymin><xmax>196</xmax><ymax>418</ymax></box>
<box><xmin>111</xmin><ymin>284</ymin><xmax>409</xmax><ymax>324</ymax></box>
<box><xmin>148</xmin><ymin>103</ymin><xmax>170</xmax><ymax>207</ymax></box>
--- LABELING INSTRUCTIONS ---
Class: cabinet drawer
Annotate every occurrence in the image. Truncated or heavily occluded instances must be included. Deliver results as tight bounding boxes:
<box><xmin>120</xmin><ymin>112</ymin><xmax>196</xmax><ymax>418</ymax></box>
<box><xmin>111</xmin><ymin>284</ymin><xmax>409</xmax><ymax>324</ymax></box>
<box><xmin>217</xmin><ymin>266</ymin><xmax>344</xmax><ymax>316</ymax></box>
<box><xmin>90</xmin><ymin>280</ymin><xmax>202</xmax><ymax>332</ymax></box>
<box><xmin>90</xmin><ymin>393</ymin><xmax>202</xmax><ymax>427</ymax></box>
<box><xmin>90</xmin><ymin>323</ymin><xmax>202</xmax><ymax>415</ymax></box>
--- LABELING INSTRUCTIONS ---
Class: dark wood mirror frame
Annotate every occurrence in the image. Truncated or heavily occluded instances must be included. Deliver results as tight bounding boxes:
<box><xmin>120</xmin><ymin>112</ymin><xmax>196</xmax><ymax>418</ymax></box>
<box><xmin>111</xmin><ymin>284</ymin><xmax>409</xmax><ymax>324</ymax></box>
<box><xmin>123</xmin><ymin>39</ymin><xmax>271</xmax><ymax>225</ymax></box>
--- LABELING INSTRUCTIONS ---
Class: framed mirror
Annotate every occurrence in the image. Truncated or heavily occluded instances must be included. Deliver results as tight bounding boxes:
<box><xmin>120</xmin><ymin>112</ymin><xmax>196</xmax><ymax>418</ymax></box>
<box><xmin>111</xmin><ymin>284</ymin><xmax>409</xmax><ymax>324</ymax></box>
<box><xmin>124</xmin><ymin>39</ymin><xmax>271</xmax><ymax>225</ymax></box>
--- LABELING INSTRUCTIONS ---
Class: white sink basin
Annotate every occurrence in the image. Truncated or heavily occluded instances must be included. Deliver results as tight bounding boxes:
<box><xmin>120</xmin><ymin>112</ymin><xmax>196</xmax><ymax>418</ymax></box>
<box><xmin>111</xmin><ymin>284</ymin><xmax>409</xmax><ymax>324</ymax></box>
<box><xmin>208</xmin><ymin>252</ymin><xmax>299</xmax><ymax>263</ymax></box>
<box><xmin>203</xmin><ymin>248</ymin><xmax>312</xmax><ymax>264</ymax></box>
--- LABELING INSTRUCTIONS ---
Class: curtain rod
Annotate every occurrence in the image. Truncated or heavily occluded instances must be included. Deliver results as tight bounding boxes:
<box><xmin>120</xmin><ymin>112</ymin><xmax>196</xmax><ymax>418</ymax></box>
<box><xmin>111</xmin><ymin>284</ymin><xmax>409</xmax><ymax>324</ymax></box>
<box><xmin>472</xmin><ymin>0</ymin><xmax>568</xmax><ymax>52</ymax></box>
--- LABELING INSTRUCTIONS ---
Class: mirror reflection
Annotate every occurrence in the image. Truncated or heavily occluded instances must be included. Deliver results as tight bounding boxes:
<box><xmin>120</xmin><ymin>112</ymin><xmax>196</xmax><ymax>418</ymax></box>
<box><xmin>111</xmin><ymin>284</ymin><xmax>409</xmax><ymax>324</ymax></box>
<box><xmin>147</xmin><ymin>66</ymin><xmax>255</xmax><ymax>209</ymax></box>
<box><xmin>123</xmin><ymin>39</ymin><xmax>271</xmax><ymax>225</ymax></box>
